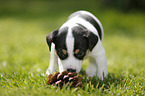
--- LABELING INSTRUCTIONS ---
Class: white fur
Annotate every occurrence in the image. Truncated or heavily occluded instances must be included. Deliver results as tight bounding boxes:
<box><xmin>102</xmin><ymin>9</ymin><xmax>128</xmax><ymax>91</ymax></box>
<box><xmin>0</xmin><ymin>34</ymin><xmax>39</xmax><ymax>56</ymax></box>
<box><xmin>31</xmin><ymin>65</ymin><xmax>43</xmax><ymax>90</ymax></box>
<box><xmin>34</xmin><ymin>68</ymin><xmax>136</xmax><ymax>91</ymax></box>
<box><xmin>46</xmin><ymin>11</ymin><xmax>108</xmax><ymax>80</ymax></box>
<box><xmin>46</xmin><ymin>43</ymin><xmax>58</xmax><ymax>75</ymax></box>
<box><xmin>87</xmin><ymin>40</ymin><xmax>108</xmax><ymax>80</ymax></box>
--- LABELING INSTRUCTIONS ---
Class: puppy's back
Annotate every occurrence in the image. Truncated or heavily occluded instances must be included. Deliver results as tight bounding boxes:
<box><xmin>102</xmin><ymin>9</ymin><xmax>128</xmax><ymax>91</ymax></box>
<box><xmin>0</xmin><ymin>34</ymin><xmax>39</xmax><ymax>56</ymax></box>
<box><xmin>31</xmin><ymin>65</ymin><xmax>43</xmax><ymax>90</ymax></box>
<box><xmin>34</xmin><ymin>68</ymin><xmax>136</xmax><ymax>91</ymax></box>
<box><xmin>68</xmin><ymin>11</ymin><xmax>104</xmax><ymax>40</ymax></box>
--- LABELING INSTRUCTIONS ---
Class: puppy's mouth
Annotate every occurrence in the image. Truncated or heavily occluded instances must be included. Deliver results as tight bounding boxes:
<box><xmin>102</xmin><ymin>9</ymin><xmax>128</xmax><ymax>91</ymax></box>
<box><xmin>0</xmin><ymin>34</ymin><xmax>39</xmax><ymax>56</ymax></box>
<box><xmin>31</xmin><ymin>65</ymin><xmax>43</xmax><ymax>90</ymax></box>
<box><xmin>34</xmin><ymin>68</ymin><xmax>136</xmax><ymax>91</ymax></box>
<box><xmin>67</xmin><ymin>68</ymin><xmax>76</xmax><ymax>72</ymax></box>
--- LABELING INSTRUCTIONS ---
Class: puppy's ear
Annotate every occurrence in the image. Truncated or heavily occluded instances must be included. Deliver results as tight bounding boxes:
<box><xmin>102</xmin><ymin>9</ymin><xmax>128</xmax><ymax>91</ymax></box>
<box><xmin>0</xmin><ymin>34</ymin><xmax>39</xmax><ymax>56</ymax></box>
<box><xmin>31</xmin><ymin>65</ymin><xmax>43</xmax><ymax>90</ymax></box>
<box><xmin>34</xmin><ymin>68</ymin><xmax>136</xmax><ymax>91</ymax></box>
<box><xmin>84</xmin><ymin>31</ymin><xmax>98</xmax><ymax>51</ymax></box>
<box><xmin>46</xmin><ymin>30</ymin><xmax>58</xmax><ymax>51</ymax></box>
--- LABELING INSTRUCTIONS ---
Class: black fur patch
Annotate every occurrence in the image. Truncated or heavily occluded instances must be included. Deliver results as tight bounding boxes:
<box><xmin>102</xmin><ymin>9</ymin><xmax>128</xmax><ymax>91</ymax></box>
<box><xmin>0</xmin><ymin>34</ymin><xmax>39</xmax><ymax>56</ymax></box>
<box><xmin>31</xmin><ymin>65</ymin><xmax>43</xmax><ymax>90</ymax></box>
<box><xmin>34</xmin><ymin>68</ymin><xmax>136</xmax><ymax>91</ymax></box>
<box><xmin>72</xmin><ymin>26</ymin><xmax>89</xmax><ymax>60</ymax></box>
<box><xmin>53</xmin><ymin>27</ymin><xmax>68</xmax><ymax>60</ymax></box>
<box><xmin>46</xmin><ymin>30</ymin><xmax>58</xmax><ymax>51</ymax></box>
<box><xmin>78</xmin><ymin>14</ymin><xmax>102</xmax><ymax>40</ymax></box>
<box><xmin>72</xmin><ymin>25</ymin><xmax>98</xmax><ymax>56</ymax></box>
<box><xmin>84</xmin><ymin>31</ymin><xmax>98</xmax><ymax>51</ymax></box>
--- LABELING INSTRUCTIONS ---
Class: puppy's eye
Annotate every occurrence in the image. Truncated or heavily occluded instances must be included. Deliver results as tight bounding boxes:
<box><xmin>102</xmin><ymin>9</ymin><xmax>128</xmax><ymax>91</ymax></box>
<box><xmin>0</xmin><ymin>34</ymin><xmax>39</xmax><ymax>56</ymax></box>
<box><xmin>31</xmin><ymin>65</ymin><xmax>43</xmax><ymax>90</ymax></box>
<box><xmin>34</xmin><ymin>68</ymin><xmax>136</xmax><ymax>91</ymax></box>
<box><xmin>74</xmin><ymin>49</ymin><xmax>84</xmax><ymax>57</ymax></box>
<box><xmin>61</xmin><ymin>49</ymin><xmax>68</xmax><ymax>57</ymax></box>
<box><xmin>57</xmin><ymin>49</ymin><xmax>68</xmax><ymax>60</ymax></box>
<box><xmin>78</xmin><ymin>50</ymin><xmax>84</xmax><ymax>57</ymax></box>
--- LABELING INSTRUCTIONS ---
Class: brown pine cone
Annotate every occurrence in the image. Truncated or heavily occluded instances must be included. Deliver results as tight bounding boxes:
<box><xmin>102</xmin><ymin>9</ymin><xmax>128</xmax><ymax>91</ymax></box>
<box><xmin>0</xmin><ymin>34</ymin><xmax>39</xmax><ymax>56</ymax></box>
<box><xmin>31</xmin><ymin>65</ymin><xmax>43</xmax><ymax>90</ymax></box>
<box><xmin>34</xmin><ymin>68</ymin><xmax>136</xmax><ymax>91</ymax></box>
<box><xmin>47</xmin><ymin>71</ymin><xmax>83</xmax><ymax>88</ymax></box>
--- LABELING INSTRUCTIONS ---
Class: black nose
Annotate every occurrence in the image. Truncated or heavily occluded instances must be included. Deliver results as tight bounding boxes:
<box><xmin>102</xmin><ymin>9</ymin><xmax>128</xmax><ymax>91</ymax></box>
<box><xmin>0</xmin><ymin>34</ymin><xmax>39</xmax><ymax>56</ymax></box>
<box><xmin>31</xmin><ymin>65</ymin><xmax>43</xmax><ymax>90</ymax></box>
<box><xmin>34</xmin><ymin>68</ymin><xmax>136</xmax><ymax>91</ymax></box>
<box><xmin>67</xmin><ymin>68</ymin><xmax>76</xmax><ymax>72</ymax></box>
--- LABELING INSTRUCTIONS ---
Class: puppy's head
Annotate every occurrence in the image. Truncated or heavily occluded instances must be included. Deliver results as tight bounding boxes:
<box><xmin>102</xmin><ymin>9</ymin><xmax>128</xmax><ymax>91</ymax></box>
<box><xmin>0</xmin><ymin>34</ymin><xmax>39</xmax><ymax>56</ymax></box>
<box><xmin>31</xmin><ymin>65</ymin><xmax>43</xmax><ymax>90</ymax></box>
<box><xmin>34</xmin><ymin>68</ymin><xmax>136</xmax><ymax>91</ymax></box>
<box><xmin>46</xmin><ymin>26</ymin><xmax>98</xmax><ymax>73</ymax></box>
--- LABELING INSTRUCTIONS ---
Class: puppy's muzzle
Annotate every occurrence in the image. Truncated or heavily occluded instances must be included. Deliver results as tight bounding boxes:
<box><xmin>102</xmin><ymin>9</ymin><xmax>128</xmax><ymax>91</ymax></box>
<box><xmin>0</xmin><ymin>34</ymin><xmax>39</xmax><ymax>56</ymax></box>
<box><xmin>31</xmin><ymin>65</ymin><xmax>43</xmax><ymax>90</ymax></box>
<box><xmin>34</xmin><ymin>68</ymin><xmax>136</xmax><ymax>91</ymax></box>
<box><xmin>67</xmin><ymin>68</ymin><xmax>76</xmax><ymax>72</ymax></box>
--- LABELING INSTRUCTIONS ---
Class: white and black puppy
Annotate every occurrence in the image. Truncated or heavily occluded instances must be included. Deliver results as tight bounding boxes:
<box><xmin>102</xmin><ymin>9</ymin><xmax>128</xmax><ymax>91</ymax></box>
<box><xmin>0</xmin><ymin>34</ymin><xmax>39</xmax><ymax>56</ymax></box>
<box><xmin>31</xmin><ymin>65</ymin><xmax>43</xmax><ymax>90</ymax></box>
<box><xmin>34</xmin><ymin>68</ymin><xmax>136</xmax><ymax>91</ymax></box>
<box><xmin>46</xmin><ymin>11</ymin><xmax>108</xmax><ymax>80</ymax></box>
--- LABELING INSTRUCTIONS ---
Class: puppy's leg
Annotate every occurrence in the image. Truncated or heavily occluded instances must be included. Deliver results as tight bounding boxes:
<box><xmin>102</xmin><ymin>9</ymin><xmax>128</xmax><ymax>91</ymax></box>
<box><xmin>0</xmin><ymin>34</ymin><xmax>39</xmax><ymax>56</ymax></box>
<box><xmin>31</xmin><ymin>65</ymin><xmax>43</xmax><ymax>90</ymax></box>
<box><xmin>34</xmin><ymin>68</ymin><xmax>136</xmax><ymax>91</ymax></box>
<box><xmin>46</xmin><ymin>43</ymin><xmax>58</xmax><ymax>75</ymax></box>
<box><xmin>95</xmin><ymin>48</ymin><xmax>108</xmax><ymax>80</ymax></box>
<box><xmin>86</xmin><ymin>57</ymin><xmax>97</xmax><ymax>77</ymax></box>
<box><xmin>58</xmin><ymin>58</ymin><xmax>64</xmax><ymax>73</ymax></box>
<box><xmin>90</xmin><ymin>41</ymin><xmax>108</xmax><ymax>80</ymax></box>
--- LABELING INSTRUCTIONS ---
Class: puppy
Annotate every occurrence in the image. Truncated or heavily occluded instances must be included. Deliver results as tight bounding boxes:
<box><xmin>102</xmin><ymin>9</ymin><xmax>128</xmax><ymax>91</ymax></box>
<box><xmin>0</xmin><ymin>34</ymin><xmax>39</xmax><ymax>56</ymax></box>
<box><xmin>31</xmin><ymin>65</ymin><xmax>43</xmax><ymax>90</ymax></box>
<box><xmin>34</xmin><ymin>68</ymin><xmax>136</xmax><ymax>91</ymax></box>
<box><xmin>46</xmin><ymin>11</ymin><xmax>108</xmax><ymax>80</ymax></box>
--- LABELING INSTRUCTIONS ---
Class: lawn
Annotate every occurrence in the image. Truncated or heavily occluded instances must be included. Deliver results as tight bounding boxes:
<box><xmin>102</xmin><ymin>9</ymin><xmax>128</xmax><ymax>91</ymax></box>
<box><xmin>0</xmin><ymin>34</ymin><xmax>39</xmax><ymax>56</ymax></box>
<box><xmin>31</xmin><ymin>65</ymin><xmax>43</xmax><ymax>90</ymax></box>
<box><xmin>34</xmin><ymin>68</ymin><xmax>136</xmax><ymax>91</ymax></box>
<box><xmin>0</xmin><ymin>1</ymin><xmax>145</xmax><ymax>96</ymax></box>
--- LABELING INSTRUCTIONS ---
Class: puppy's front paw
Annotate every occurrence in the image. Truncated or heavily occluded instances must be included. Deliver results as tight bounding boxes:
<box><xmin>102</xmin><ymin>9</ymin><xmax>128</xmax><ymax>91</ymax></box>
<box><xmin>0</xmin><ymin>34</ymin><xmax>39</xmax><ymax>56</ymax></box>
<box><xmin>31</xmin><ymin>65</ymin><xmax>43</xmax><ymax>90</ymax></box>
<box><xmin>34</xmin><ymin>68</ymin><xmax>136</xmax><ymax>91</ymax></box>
<box><xmin>86</xmin><ymin>71</ymin><xmax>96</xmax><ymax>78</ymax></box>
<box><xmin>86</xmin><ymin>64</ymin><xmax>97</xmax><ymax>77</ymax></box>
<box><xmin>97</xmin><ymin>68</ymin><xmax>108</xmax><ymax>80</ymax></box>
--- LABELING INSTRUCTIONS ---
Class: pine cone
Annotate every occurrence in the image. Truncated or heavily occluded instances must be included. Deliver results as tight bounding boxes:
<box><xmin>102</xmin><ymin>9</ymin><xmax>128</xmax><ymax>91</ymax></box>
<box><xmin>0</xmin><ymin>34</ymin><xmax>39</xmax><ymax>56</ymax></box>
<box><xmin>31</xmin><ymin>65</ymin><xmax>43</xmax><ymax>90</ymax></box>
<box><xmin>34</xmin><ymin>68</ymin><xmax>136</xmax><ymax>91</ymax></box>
<box><xmin>47</xmin><ymin>71</ymin><xmax>83</xmax><ymax>88</ymax></box>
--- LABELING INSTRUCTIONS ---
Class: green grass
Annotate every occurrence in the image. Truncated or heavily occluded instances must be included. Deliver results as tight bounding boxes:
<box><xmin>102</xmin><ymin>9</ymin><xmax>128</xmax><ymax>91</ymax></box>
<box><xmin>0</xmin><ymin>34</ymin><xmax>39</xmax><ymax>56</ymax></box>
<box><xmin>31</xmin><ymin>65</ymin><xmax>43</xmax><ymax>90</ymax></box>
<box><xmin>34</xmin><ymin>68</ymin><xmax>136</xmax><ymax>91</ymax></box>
<box><xmin>0</xmin><ymin>1</ymin><xmax>145</xmax><ymax>96</ymax></box>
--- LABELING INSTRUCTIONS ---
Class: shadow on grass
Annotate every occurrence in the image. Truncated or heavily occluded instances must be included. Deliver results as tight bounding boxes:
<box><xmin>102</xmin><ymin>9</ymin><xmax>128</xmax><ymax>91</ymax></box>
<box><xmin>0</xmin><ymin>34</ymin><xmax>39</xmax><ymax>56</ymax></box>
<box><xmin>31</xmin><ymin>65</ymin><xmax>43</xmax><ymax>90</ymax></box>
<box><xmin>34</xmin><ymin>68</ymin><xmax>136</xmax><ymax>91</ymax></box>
<box><xmin>79</xmin><ymin>70</ymin><xmax>124</xmax><ymax>91</ymax></box>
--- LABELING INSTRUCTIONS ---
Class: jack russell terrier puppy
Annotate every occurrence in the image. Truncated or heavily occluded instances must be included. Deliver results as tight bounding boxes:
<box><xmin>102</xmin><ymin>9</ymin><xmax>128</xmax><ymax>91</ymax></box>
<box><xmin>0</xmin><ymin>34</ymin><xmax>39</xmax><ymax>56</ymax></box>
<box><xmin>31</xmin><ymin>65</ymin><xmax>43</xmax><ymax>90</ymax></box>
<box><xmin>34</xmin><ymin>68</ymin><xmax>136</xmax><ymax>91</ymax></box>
<box><xmin>46</xmin><ymin>11</ymin><xmax>108</xmax><ymax>80</ymax></box>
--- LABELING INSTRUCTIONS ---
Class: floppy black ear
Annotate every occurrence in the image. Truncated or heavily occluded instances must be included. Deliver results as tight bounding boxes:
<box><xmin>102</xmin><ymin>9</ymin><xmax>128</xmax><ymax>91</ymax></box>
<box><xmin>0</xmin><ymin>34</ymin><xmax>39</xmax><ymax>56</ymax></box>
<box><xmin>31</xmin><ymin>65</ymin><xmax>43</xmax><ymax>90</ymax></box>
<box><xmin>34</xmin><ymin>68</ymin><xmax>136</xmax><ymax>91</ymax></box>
<box><xmin>46</xmin><ymin>30</ymin><xmax>58</xmax><ymax>51</ymax></box>
<box><xmin>84</xmin><ymin>31</ymin><xmax>98</xmax><ymax>51</ymax></box>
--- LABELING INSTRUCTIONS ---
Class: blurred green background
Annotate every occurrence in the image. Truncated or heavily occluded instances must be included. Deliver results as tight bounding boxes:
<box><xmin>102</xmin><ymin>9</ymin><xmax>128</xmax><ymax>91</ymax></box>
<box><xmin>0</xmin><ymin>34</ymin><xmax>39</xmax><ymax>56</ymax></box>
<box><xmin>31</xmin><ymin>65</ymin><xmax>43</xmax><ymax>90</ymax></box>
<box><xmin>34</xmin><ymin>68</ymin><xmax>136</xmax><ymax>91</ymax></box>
<box><xmin>0</xmin><ymin>0</ymin><xmax>145</xmax><ymax>74</ymax></box>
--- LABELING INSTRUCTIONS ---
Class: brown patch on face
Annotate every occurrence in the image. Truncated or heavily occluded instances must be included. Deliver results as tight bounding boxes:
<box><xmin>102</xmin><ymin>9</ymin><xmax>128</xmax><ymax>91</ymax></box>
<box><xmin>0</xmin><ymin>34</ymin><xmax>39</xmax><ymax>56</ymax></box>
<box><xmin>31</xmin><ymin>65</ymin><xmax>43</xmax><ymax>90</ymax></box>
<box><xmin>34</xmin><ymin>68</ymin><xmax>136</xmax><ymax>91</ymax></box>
<box><xmin>86</xmin><ymin>49</ymin><xmax>89</xmax><ymax>55</ymax></box>
<box><xmin>75</xmin><ymin>49</ymin><xmax>80</xmax><ymax>54</ymax></box>
<box><xmin>62</xmin><ymin>49</ymin><xmax>67</xmax><ymax>55</ymax></box>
